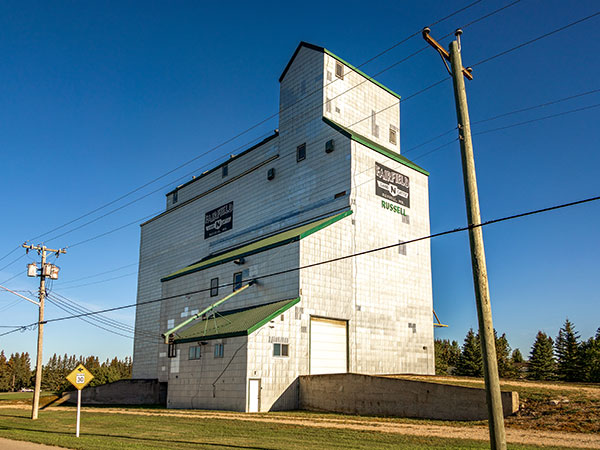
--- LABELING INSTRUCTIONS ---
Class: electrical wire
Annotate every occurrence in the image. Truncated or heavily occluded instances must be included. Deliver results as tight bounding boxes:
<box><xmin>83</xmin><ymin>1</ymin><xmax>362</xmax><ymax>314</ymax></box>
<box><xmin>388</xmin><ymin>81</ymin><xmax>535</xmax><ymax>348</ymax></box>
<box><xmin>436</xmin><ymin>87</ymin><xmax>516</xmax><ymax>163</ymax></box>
<box><xmin>57</xmin><ymin>272</ymin><xmax>138</xmax><ymax>290</ymax></box>
<box><xmin>472</xmin><ymin>11</ymin><xmax>600</xmax><ymax>68</ymax></box>
<box><xmin>474</xmin><ymin>103</ymin><xmax>600</xmax><ymax>136</ymax></box>
<box><xmin>66</xmin><ymin>81</ymin><xmax>600</xmax><ymax>258</ymax></box>
<box><xmin>59</xmin><ymin>262</ymin><xmax>139</xmax><ymax>285</ymax></box>
<box><xmin>0</xmin><ymin>254</ymin><xmax>25</xmax><ymax>273</ymax></box>
<box><xmin>21</xmin><ymin>1</ymin><xmax>495</xmax><ymax>247</ymax></box>
<box><xmin>471</xmin><ymin>88</ymin><xmax>600</xmax><ymax>125</ymax></box>
<box><xmin>2</xmin><ymin>192</ymin><xmax>597</xmax><ymax>337</ymax></box>
<box><xmin>48</xmin><ymin>291</ymin><xmax>159</xmax><ymax>341</ymax></box>
<box><xmin>0</xmin><ymin>246</ymin><xmax>21</xmax><ymax>264</ymax></box>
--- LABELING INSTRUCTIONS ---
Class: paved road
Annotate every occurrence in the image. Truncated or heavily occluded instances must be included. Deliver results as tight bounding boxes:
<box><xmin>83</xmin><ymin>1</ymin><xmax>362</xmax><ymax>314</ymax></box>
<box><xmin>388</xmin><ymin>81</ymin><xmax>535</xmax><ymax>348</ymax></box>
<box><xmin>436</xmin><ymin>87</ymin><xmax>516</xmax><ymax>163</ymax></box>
<box><xmin>0</xmin><ymin>438</ymin><xmax>68</xmax><ymax>450</ymax></box>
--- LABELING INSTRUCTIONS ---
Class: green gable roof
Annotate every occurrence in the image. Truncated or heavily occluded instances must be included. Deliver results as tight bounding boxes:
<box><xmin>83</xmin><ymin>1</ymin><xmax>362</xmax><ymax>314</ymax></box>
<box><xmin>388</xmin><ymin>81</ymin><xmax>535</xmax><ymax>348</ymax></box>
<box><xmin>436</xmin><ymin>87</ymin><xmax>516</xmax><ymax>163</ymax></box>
<box><xmin>323</xmin><ymin>117</ymin><xmax>429</xmax><ymax>176</ymax></box>
<box><xmin>173</xmin><ymin>297</ymin><xmax>300</xmax><ymax>343</ymax></box>
<box><xmin>161</xmin><ymin>210</ymin><xmax>352</xmax><ymax>282</ymax></box>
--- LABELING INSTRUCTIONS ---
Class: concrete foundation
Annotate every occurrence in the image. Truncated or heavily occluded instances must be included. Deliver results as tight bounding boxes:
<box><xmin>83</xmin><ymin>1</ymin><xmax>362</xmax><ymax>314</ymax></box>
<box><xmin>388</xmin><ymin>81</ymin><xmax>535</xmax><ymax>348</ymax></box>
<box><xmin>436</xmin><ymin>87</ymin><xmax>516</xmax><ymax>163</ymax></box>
<box><xmin>62</xmin><ymin>379</ymin><xmax>167</xmax><ymax>406</ymax></box>
<box><xmin>299</xmin><ymin>373</ymin><xmax>518</xmax><ymax>421</ymax></box>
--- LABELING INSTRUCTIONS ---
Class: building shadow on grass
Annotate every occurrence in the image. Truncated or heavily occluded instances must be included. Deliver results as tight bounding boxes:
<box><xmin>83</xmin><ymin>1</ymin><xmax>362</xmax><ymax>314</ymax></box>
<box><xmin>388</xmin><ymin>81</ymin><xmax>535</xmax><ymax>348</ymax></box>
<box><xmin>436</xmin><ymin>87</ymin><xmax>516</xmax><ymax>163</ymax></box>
<box><xmin>0</xmin><ymin>425</ymin><xmax>274</xmax><ymax>449</ymax></box>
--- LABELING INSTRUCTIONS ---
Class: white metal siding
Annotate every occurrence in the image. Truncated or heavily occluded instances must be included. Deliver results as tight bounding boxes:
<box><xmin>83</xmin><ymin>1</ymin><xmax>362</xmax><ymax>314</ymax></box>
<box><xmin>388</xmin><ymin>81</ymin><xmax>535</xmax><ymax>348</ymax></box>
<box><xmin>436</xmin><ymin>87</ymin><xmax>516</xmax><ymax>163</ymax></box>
<box><xmin>310</xmin><ymin>317</ymin><xmax>347</xmax><ymax>374</ymax></box>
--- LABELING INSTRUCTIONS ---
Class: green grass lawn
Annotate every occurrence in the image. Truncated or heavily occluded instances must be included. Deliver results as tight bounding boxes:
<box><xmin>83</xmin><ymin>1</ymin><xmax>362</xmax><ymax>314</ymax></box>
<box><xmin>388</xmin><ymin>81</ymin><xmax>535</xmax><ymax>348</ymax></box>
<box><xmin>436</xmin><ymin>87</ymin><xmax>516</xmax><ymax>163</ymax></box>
<box><xmin>0</xmin><ymin>408</ymin><xmax>571</xmax><ymax>450</ymax></box>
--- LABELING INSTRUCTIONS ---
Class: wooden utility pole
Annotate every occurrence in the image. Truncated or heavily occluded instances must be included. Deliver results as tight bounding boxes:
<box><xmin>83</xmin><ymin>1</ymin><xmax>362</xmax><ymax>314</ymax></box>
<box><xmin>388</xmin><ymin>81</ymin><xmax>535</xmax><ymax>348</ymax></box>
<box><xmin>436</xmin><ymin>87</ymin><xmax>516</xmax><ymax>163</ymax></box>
<box><xmin>22</xmin><ymin>243</ymin><xmax>66</xmax><ymax>420</ymax></box>
<box><xmin>423</xmin><ymin>28</ymin><xmax>507</xmax><ymax>450</ymax></box>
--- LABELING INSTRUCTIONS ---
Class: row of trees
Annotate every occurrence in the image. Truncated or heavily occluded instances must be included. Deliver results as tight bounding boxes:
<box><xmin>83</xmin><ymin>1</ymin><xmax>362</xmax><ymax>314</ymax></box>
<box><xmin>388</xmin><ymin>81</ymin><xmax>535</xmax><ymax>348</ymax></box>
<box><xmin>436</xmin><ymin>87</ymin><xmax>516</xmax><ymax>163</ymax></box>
<box><xmin>435</xmin><ymin>319</ymin><xmax>600</xmax><ymax>382</ymax></box>
<box><xmin>0</xmin><ymin>351</ymin><xmax>132</xmax><ymax>392</ymax></box>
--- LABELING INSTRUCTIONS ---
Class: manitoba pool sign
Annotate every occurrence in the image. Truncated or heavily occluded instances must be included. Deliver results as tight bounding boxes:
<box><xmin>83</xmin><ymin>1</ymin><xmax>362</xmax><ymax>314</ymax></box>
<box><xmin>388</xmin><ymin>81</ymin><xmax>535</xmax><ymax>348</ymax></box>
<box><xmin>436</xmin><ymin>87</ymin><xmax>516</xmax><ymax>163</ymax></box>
<box><xmin>375</xmin><ymin>162</ymin><xmax>410</xmax><ymax>208</ymax></box>
<box><xmin>205</xmin><ymin>201</ymin><xmax>233</xmax><ymax>239</ymax></box>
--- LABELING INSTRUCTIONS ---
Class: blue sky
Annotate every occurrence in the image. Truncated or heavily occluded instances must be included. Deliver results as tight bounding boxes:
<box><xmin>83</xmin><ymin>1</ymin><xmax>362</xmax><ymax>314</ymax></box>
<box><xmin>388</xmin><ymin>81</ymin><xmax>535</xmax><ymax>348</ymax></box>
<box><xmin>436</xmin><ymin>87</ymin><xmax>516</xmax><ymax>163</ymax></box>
<box><xmin>1</xmin><ymin>0</ymin><xmax>598</xmax><ymax>363</ymax></box>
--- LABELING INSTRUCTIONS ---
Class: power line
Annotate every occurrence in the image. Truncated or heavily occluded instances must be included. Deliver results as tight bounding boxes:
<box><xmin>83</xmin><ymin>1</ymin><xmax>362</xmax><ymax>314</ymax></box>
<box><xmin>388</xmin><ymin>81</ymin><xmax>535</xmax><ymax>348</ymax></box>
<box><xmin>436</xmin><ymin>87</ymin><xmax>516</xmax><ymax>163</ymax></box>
<box><xmin>0</xmin><ymin>254</ymin><xmax>25</xmax><ymax>273</ymax></box>
<box><xmin>46</xmin><ymin>296</ymin><xmax>159</xmax><ymax>343</ymax></box>
<box><xmin>57</xmin><ymin>272</ymin><xmax>138</xmax><ymax>290</ymax></box>
<box><xmin>64</xmin><ymin>82</ymin><xmax>600</xmax><ymax>258</ymax></box>
<box><xmin>472</xmin><ymin>88</ymin><xmax>600</xmax><ymax>125</ymax></box>
<box><xmin>0</xmin><ymin>246</ymin><xmax>21</xmax><ymax>264</ymax></box>
<box><xmin>2</xmin><ymin>193</ymin><xmax>597</xmax><ymax>337</ymax></box>
<box><xmin>474</xmin><ymin>103</ymin><xmax>600</xmax><ymax>136</ymax></box>
<box><xmin>59</xmin><ymin>262</ymin><xmax>138</xmax><ymax>285</ymax></box>
<box><xmin>24</xmin><ymin>3</ymin><xmax>483</xmax><ymax>246</ymax></box>
<box><xmin>57</xmin><ymin>75</ymin><xmax>454</xmax><ymax>250</ymax></box>
<box><xmin>472</xmin><ymin>11</ymin><xmax>600</xmax><ymax>67</ymax></box>
<box><xmin>21</xmin><ymin>2</ymin><xmax>506</xmax><ymax>250</ymax></box>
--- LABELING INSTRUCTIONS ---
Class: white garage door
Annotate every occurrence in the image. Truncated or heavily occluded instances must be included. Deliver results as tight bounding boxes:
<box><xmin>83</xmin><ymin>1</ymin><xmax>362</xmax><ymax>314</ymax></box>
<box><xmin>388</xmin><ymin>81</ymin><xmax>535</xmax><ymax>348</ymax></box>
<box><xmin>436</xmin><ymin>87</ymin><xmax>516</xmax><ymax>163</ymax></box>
<box><xmin>310</xmin><ymin>317</ymin><xmax>347</xmax><ymax>375</ymax></box>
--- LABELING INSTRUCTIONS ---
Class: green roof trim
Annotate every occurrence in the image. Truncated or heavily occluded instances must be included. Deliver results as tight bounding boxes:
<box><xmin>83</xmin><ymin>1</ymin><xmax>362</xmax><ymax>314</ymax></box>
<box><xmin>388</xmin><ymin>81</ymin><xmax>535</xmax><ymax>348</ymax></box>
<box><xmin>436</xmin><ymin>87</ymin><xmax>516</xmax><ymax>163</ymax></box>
<box><xmin>161</xmin><ymin>210</ymin><xmax>353</xmax><ymax>282</ymax></box>
<box><xmin>322</xmin><ymin>117</ymin><xmax>429</xmax><ymax>176</ymax></box>
<box><xmin>323</xmin><ymin>49</ymin><xmax>401</xmax><ymax>100</ymax></box>
<box><xmin>173</xmin><ymin>297</ymin><xmax>300</xmax><ymax>343</ymax></box>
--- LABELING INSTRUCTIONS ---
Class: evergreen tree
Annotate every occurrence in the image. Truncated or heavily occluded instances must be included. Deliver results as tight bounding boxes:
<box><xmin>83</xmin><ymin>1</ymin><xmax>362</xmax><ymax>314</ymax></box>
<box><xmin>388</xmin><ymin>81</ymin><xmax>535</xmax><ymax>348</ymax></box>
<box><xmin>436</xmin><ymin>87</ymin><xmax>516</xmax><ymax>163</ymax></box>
<box><xmin>456</xmin><ymin>329</ymin><xmax>483</xmax><ymax>377</ymax></box>
<box><xmin>0</xmin><ymin>351</ymin><xmax>10</xmax><ymax>391</ymax></box>
<box><xmin>511</xmin><ymin>349</ymin><xmax>524</xmax><ymax>364</ymax></box>
<box><xmin>528</xmin><ymin>331</ymin><xmax>555</xmax><ymax>380</ymax></box>
<box><xmin>579</xmin><ymin>328</ymin><xmax>600</xmax><ymax>382</ymax></box>
<box><xmin>555</xmin><ymin>319</ymin><xmax>582</xmax><ymax>381</ymax></box>
<box><xmin>8</xmin><ymin>352</ymin><xmax>32</xmax><ymax>391</ymax></box>
<box><xmin>434</xmin><ymin>339</ymin><xmax>462</xmax><ymax>375</ymax></box>
<box><xmin>495</xmin><ymin>332</ymin><xmax>516</xmax><ymax>378</ymax></box>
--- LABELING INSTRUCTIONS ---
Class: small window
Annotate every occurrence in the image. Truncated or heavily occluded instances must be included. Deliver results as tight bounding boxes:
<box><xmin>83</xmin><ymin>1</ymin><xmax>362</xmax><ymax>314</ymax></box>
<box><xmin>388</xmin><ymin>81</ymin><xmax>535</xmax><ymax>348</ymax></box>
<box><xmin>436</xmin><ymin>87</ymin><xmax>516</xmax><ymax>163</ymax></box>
<box><xmin>210</xmin><ymin>278</ymin><xmax>219</xmax><ymax>297</ymax></box>
<box><xmin>233</xmin><ymin>272</ymin><xmax>243</xmax><ymax>291</ymax></box>
<box><xmin>188</xmin><ymin>346</ymin><xmax>201</xmax><ymax>360</ymax></box>
<box><xmin>168</xmin><ymin>342</ymin><xmax>177</xmax><ymax>358</ymax></box>
<box><xmin>389</xmin><ymin>126</ymin><xmax>398</xmax><ymax>145</ymax></box>
<box><xmin>335</xmin><ymin>62</ymin><xmax>344</xmax><ymax>79</ymax></box>
<box><xmin>222</xmin><ymin>164</ymin><xmax>228</xmax><ymax>177</ymax></box>
<box><xmin>172</xmin><ymin>191</ymin><xmax>178</xmax><ymax>204</ymax></box>
<box><xmin>325</xmin><ymin>139</ymin><xmax>334</xmax><ymax>153</ymax></box>
<box><xmin>327</xmin><ymin>71</ymin><xmax>332</xmax><ymax>81</ymax></box>
<box><xmin>399</xmin><ymin>240</ymin><xmax>407</xmax><ymax>256</ymax></box>
<box><xmin>273</xmin><ymin>343</ymin><xmax>289</xmax><ymax>357</ymax></box>
<box><xmin>325</xmin><ymin>97</ymin><xmax>331</xmax><ymax>113</ymax></box>
<box><xmin>214</xmin><ymin>343</ymin><xmax>224</xmax><ymax>358</ymax></box>
<box><xmin>296</xmin><ymin>143</ymin><xmax>306</xmax><ymax>162</ymax></box>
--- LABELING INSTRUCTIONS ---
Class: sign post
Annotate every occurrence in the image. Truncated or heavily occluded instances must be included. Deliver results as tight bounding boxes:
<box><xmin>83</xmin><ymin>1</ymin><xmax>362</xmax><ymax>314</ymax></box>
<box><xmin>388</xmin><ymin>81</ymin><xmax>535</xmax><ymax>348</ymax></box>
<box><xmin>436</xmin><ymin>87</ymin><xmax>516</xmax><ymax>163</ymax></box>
<box><xmin>66</xmin><ymin>364</ymin><xmax>94</xmax><ymax>437</ymax></box>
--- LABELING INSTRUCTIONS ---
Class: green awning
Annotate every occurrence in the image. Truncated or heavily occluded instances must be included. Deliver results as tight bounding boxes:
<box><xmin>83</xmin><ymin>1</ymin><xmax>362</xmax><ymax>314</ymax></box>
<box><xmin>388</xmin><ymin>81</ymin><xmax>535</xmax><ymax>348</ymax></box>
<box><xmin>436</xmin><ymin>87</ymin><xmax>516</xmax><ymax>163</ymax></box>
<box><xmin>323</xmin><ymin>117</ymin><xmax>429</xmax><ymax>176</ymax></box>
<box><xmin>172</xmin><ymin>297</ymin><xmax>300</xmax><ymax>343</ymax></box>
<box><xmin>162</xmin><ymin>209</ymin><xmax>352</xmax><ymax>282</ymax></box>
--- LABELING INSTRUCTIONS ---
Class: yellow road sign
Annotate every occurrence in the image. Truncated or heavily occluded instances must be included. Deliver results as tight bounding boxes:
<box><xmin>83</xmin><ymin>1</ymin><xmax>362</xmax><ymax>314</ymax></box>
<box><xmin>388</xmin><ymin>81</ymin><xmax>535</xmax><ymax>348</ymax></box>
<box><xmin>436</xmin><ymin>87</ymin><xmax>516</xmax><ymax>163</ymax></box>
<box><xmin>66</xmin><ymin>364</ymin><xmax>94</xmax><ymax>390</ymax></box>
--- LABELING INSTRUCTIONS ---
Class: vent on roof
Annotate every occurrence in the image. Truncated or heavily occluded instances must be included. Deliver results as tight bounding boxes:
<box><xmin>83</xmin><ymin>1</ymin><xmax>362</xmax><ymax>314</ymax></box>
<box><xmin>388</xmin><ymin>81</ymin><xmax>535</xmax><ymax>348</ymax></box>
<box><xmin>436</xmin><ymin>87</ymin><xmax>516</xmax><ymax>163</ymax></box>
<box><xmin>267</xmin><ymin>168</ymin><xmax>275</xmax><ymax>180</ymax></box>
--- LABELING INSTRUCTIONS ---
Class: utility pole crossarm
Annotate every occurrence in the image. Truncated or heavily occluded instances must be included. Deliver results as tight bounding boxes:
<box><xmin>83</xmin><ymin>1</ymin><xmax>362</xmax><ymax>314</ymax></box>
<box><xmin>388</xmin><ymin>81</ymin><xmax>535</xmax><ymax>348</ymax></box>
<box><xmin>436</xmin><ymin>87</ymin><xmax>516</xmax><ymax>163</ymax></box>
<box><xmin>422</xmin><ymin>28</ymin><xmax>474</xmax><ymax>80</ymax></box>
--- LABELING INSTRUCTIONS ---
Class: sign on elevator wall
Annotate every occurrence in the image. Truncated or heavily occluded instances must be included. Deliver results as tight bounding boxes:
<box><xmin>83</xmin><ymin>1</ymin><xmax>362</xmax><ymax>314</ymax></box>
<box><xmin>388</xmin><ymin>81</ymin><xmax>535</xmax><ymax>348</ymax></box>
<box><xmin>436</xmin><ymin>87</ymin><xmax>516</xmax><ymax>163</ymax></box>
<box><xmin>205</xmin><ymin>201</ymin><xmax>233</xmax><ymax>239</ymax></box>
<box><xmin>375</xmin><ymin>162</ymin><xmax>410</xmax><ymax>208</ymax></box>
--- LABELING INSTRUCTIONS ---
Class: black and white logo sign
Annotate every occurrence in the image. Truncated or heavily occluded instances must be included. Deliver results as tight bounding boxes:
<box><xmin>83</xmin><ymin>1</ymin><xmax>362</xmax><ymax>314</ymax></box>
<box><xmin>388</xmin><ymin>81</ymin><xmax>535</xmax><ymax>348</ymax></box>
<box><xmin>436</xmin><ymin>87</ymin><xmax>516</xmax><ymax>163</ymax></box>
<box><xmin>204</xmin><ymin>202</ymin><xmax>233</xmax><ymax>239</ymax></box>
<box><xmin>375</xmin><ymin>162</ymin><xmax>410</xmax><ymax>208</ymax></box>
